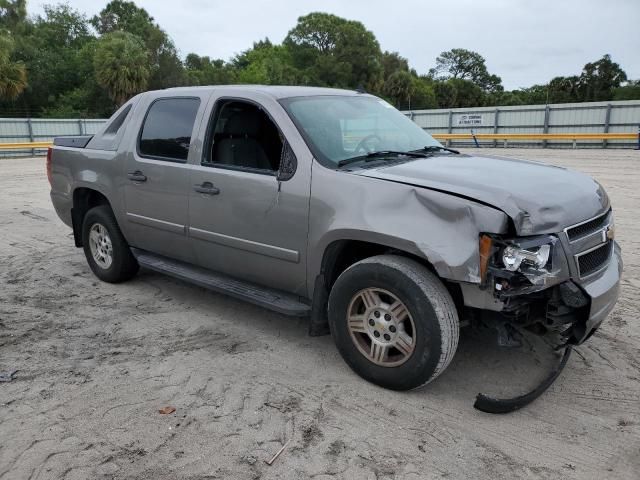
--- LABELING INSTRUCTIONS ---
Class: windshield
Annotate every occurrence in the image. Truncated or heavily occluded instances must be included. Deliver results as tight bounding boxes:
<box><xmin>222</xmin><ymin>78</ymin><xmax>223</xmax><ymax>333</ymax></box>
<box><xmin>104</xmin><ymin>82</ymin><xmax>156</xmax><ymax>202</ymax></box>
<box><xmin>280</xmin><ymin>95</ymin><xmax>442</xmax><ymax>167</ymax></box>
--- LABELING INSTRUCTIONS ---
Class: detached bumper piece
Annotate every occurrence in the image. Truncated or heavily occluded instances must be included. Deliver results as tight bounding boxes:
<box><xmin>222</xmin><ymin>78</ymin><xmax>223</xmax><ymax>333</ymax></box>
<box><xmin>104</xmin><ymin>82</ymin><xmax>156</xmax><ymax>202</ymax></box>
<box><xmin>473</xmin><ymin>346</ymin><xmax>572</xmax><ymax>414</ymax></box>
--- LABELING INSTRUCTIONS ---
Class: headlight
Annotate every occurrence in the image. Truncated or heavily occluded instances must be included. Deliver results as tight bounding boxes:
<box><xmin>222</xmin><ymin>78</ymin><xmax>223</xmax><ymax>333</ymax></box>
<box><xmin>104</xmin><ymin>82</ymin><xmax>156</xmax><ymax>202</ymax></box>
<box><xmin>502</xmin><ymin>244</ymin><xmax>551</xmax><ymax>272</ymax></box>
<box><xmin>480</xmin><ymin>234</ymin><xmax>569</xmax><ymax>291</ymax></box>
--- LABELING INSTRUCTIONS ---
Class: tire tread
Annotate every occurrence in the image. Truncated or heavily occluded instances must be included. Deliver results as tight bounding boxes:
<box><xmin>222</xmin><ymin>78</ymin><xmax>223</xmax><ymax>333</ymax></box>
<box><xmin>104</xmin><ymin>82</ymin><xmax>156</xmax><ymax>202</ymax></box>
<box><xmin>334</xmin><ymin>254</ymin><xmax>459</xmax><ymax>389</ymax></box>
<box><xmin>82</xmin><ymin>205</ymin><xmax>138</xmax><ymax>283</ymax></box>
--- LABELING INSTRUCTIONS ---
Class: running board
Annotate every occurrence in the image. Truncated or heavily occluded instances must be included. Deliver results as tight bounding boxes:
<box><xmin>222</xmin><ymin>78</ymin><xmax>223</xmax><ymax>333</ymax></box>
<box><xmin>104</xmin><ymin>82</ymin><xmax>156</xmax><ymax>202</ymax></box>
<box><xmin>131</xmin><ymin>248</ymin><xmax>311</xmax><ymax>317</ymax></box>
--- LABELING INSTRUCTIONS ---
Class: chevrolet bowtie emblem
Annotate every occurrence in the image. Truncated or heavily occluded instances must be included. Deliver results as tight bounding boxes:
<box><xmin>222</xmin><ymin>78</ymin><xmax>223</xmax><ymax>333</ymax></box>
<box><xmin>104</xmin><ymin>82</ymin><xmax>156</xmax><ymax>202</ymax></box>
<box><xmin>606</xmin><ymin>225</ymin><xmax>615</xmax><ymax>240</ymax></box>
<box><xmin>603</xmin><ymin>225</ymin><xmax>615</xmax><ymax>242</ymax></box>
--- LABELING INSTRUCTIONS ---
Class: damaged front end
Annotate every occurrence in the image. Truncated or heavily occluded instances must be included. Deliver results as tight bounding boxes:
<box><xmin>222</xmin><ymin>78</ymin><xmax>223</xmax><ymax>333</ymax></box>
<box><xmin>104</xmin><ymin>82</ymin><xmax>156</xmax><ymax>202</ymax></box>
<box><xmin>477</xmin><ymin>233</ymin><xmax>591</xmax><ymax>346</ymax></box>
<box><xmin>465</xmin><ymin>223</ymin><xmax>621</xmax><ymax>413</ymax></box>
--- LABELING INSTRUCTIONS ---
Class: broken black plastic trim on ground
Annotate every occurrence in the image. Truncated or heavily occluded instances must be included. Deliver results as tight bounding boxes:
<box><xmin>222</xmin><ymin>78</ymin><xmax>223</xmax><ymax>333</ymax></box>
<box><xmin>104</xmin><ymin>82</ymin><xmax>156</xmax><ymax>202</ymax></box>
<box><xmin>473</xmin><ymin>346</ymin><xmax>572</xmax><ymax>414</ymax></box>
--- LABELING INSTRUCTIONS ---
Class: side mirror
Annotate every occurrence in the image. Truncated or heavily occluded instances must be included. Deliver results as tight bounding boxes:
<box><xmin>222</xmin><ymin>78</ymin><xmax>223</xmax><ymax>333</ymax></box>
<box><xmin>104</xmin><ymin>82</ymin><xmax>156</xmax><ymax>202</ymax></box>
<box><xmin>277</xmin><ymin>142</ymin><xmax>297</xmax><ymax>181</ymax></box>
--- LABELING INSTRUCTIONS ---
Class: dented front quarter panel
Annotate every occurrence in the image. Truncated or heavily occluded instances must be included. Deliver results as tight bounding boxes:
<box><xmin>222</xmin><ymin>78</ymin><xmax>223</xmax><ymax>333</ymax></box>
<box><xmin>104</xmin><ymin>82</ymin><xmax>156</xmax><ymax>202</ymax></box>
<box><xmin>306</xmin><ymin>162</ymin><xmax>510</xmax><ymax>296</ymax></box>
<box><xmin>357</xmin><ymin>153</ymin><xmax>610</xmax><ymax>236</ymax></box>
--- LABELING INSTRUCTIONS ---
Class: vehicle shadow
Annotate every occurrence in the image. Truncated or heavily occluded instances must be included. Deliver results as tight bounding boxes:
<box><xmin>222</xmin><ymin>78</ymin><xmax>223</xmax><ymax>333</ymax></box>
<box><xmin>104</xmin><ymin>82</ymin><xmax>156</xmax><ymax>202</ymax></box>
<box><xmin>130</xmin><ymin>269</ymin><xmax>566</xmax><ymax>407</ymax></box>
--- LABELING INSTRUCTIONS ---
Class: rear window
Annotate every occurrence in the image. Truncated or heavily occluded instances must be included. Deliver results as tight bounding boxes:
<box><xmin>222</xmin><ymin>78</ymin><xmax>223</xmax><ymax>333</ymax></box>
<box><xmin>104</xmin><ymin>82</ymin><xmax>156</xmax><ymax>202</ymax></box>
<box><xmin>138</xmin><ymin>97</ymin><xmax>200</xmax><ymax>161</ymax></box>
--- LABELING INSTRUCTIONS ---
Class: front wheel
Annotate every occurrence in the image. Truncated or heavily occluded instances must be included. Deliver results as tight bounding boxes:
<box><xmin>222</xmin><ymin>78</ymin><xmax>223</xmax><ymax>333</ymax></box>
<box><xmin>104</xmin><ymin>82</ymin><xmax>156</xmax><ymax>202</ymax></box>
<box><xmin>81</xmin><ymin>205</ymin><xmax>138</xmax><ymax>283</ymax></box>
<box><xmin>328</xmin><ymin>255</ymin><xmax>459</xmax><ymax>390</ymax></box>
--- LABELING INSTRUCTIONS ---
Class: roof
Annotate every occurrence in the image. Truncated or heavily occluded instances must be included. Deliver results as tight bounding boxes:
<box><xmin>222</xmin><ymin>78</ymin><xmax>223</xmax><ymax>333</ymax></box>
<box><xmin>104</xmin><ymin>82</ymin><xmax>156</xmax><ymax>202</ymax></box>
<box><xmin>161</xmin><ymin>85</ymin><xmax>366</xmax><ymax>99</ymax></box>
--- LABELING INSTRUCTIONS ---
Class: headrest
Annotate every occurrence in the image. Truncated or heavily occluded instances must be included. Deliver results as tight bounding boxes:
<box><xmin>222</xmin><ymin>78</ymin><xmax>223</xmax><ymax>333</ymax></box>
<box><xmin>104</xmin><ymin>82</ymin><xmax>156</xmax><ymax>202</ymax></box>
<box><xmin>224</xmin><ymin>109</ymin><xmax>261</xmax><ymax>137</ymax></box>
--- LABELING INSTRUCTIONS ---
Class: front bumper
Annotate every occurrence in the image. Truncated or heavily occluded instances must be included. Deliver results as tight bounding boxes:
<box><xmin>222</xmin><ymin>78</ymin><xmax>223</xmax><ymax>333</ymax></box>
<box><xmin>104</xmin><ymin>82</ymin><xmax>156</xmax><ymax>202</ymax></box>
<box><xmin>459</xmin><ymin>240</ymin><xmax>622</xmax><ymax>345</ymax></box>
<box><xmin>574</xmin><ymin>241</ymin><xmax>622</xmax><ymax>342</ymax></box>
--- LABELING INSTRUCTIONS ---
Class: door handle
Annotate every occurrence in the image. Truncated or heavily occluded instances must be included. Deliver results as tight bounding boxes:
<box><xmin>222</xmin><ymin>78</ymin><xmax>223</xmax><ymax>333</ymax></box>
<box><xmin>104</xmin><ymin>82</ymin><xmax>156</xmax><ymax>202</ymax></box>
<box><xmin>194</xmin><ymin>182</ymin><xmax>220</xmax><ymax>195</ymax></box>
<box><xmin>127</xmin><ymin>171</ymin><xmax>147</xmax><ymax>182</ymax></box>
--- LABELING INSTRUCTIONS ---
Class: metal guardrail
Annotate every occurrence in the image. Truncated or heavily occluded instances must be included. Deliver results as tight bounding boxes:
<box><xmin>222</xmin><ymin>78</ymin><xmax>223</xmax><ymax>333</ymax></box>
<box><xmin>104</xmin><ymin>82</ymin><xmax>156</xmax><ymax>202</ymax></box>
<box><xmin>432</xmin><ymin>133</ymin><xmax>637</xmax><ymax>140</ymax></box>
<box><xmin>433</xmin><ymin>132</ymin><xmax>639</xmax><ymax>149</ymax></box>
<box><xmin>1</xmin><ymin>132</ymin><xmax>638</xmax><ymax>152</ymax></box>
<box><xmin>0</xmin><ymin>141</ymin><xmax>53</xmax><ymax>150</ymax></box>
<box><xmin>404</xmin><ymin>100</ymin><xmax>640</xmax><ymax>148</ymax></box>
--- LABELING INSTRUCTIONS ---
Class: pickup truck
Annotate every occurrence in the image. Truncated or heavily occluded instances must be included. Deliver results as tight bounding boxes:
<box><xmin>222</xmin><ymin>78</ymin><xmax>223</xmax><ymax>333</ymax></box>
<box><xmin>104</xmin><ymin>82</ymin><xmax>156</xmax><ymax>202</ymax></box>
<box><xmin>48</xmin><ymin>86</ymin><xmax>621</xmax><ymax>397</ymax></box>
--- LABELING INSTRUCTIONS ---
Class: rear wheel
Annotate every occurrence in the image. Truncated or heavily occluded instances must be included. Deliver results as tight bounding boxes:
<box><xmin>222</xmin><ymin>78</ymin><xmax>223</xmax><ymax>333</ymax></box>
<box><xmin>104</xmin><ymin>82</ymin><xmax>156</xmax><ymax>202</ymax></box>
<box><xmin>81</xmin><ymin>205</ymin><xmax>138</xmax><ymax>283</ymax></box>
<box><xmin>328</xmin><ymin>255</ymin><xmax>459</xmax><ymax>390</ymax></box>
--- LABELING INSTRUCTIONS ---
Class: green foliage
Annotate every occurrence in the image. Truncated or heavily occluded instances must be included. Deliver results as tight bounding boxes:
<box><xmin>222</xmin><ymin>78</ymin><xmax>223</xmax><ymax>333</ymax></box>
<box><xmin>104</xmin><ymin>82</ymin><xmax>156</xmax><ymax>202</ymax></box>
<box><xmin>8</xmin><ymin>4</ymin><xmax>95</xmax><ymax>112</ymax></box>
<box><xmin>432</xmin><ymin>78</ymin><xmax>484</xmax><ymax>108</ymax></box>
<box><xmin>184</xmin><ymin>54</ymin><xmax>237</xmax><ymax>85</ymax></box>
<box><xmin>613</xmin><ymin>81</ymin><xmax>640</xmax><ymax>101</ymax></box>
<box><xmin>577</xmin><ymin>55</ymin><xmax>627</xmax><ymax>102</ymax></box>
<box><xmin>411</xmin><ymin>77</ymin><xmax>437</xmax><ymax>109</ymax></box>
<box><xmin>92</xmin><ymin>1</ymin><xmax>184</xmax><ymax>89</ymax></box>
<box><xmin>381</xmin><ymin>51</ymin><xmax>410</xmax><ymax>78</ymax></box>
<box><xmin>236</xmin><ymin>43</ymin><xmax>301</xmax><ymax>85</ymax></box>
<box><xmin>430</xmin><ymin>48</ymin><xmax>503</xmax><ymax>93</ymax></box>
<box><xmin>0</xmin><ymin>3</ymin><xmax>635</xmax><ymax>116</ymax></box>
<box><xmin>41</xmin><ymin>86</ymin><xmax>97</xmax><ymax>117</ymax></box>
<box><xmin>94</xmin><ymin>31</ymin><xmax>149</xmax><ymax>106</ymax></box>
<box><xmin>284</xmin><ymin>12</ymin><xmax>383</xmax><ymax>90</ymax></box>
<box><xmin>383</xmin><ymin>70</ymin><xmax>413</xmax><ymax>107</ymax></box>
<box><xmin>0</xmin><ymin>0</ymin><xmax>26</xmax><ymax>31</ymax></box>
<box><xmin>0</xmin><ymin>33</ymin><xmax>26</xmax><ymax>100</ymax></box>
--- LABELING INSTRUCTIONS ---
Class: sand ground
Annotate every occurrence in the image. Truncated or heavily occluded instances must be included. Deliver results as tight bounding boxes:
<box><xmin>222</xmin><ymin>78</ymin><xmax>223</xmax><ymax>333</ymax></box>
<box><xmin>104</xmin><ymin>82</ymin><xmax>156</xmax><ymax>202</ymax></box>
<box><xmin>0</xmin><ymin>148</ymin><xmax>638</xmax><ymax>479</ymax></box>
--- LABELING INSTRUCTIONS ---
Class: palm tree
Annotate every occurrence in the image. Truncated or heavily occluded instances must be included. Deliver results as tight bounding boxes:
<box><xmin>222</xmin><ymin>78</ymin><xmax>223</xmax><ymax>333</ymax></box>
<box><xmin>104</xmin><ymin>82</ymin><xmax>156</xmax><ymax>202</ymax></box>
<box><xmin>94</xmin><ymin>31</ymin><xmax>150</xmax><ymax>106</ymax></box>
<box><xmin>383</xmin><ymin>70</ymin><xmax>414</xmax><ymax>108</ymax></box>
<box><xmin>0</xmin><ymin>60</ymin><xmax>27</xmax><ymax>100</ymax></box>
<box><xmin>0</xmin><ymin>34</ymin><xmax>27</xmax><ymax>101</ymax></box>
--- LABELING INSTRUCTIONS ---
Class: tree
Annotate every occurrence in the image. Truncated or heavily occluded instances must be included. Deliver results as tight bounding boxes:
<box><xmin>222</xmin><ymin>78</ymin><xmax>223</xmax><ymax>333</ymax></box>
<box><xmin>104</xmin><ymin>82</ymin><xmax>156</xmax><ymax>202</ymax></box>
<box><xmin>577</xmin><ymin>54</ymin><xmax>627</xmax><ymax>102</ymax></box>
<box><xmin>284</xmin><ymin>12</ymin><xmax>383</xmax><ymax>90</ymax></box>
<box><xmin>429</xmin><ymin>48</ymin><xmax>502</xmax><ymax>92</ymax></box>
<box><xmin>546</xmin><ymin>76</ymin><xmax>580</xmax><ymax>103</ymax></box>
<box><xmin>613</xmin><ymin>80</ymin><xmax>640</xmax><ymax>101</ymax></box>
<box><xmin>185</xmin><ymin>54</ymin><xmax>237</xmax><ymax>85</ymax></box>
<box><xmin>381</xmin><ymin>51</ymin><xmax>410</xmax><ymax>79</ymax></box>
<box><xmin>411</xmin><ymin>77</ymin><xmax>437</xmax><ymax>109</ymax></box>
<box><xmin>0</xmin><ymin>34</ymin><xmax>26</xmax><ymax>101</ymax></box>
<box><xmin>449</xmin><ymin>78</ymin><xmax>485</xmax><ymax>107</ymax></box>
<box><xmin>383</xmin><ymin>70</ymin><xmax>413</xmax><ymax>107</ymax></box>
<box><xmin>433</xmin><ymin>81</ymin><xmax>456</xmax><ymax>108</ymax></box>
<box><xmin>0</xmin><ymin>0</ymin><xmax>26</xmax><ymax>31</ymax></box>
<box><xmin>94</xmin><ymin>31</ymin><xmax>149</xmax><ymax>106</ymax></box>
<box><xmin>8</xmin><ymin>4</ymin><xmax>97</xmax><ymax>114</ymax></box>
<box><xmin>433</xmin><ymin>78</ymin><xmax>485</xmax><ymax>108</ymax></box>
<box><xmin>92</xmin><ymin>1</ymin><xmax>184</xmax><ymax>89</ymax></box>
<box><xmin>236</xmin><ymin>42</ymin><xmax>301</xmax><ymax>85</ymax></box>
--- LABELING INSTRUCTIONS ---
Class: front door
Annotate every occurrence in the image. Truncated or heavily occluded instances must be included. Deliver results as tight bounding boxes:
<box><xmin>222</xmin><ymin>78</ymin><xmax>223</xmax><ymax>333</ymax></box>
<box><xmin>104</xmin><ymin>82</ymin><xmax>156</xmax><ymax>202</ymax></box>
<box><xmin>123</xmin><ymin>94</ymin><xmax>206</xmax><ymax>263</ymax></box>
<box><xmin>188</xmin><ymin>94</ymin><xmax>311</xmax><ymax>295</ymax></box>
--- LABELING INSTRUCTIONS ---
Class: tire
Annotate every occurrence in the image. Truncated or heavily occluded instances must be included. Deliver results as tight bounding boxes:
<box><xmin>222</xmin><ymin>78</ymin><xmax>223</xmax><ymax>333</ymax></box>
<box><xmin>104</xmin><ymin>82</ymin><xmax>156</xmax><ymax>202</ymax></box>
<box><xmin>81</xmin><ymin>205</ymin><xmax>139</xmax><ymax>283</ymax></box>
<box><xmin>328</xmin><ymin>255</ymin><xmax>459</xmax><ymax>390</ymax></box>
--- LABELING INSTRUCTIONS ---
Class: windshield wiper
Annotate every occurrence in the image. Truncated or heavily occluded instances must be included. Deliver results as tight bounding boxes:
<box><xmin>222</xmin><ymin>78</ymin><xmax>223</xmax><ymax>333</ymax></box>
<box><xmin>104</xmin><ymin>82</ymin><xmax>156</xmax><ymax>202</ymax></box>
<box><xmin>337</xmin><ymin>150</ymin><xmax>427</xmax><ymax>168</ymax></box>
<box><xmin>415</xmin><ymin>145</ymin><xmax>460</xmax><ymax>154</ymax></box>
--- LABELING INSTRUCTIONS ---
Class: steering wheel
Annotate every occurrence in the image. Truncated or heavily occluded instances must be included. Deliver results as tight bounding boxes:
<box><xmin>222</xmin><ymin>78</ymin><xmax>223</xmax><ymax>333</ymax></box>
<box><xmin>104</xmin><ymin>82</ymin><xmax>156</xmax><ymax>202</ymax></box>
<box><xmin>354</xmin><ymin>134</ymin><xmax>383</xmax><ymax>155</ymax></box>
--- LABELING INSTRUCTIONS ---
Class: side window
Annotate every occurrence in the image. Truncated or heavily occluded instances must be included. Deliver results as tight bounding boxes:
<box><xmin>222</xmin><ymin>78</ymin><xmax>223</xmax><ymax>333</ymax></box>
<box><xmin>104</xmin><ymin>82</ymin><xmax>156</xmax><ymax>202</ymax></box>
<box><xmin>139</xmin><ymin>97</ymin><xmax>200</xmax><ymax>162</ymax></box>
<box><xmin>204</xmin><ymin>100</ymin><xmax>283</xmax><ymax>173</ymax></box>
<box><xmin>103</xmin><ymin>104</ymin><xmax>131</xmax><ymax>136</ymax></box>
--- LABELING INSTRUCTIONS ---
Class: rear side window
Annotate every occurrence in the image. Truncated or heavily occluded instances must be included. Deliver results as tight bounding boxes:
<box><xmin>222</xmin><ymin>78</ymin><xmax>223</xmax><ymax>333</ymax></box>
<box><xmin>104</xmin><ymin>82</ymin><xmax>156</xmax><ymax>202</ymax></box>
<box><xmin>139</xmin><ymin>97</ymin><xmax>200</xmax><ymax>161</ymax></box>
<box><xmin>104</xmin><ymin>104</ymin><xmax>131</xmax><ymax>136</ymax></box>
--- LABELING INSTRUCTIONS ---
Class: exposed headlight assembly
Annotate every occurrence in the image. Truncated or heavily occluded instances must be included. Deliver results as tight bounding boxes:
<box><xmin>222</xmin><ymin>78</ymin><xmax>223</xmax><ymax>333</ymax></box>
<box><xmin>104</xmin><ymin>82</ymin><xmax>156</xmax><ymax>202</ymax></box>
<box><xmin>502</xmin><ymin>244</ymin><xmax>551</xmax><ymax>272</ymax></box>
<box><xmin>480</xmin><ymin>234</ymin><xmax>569</xmax><ymax>291</ymax></box>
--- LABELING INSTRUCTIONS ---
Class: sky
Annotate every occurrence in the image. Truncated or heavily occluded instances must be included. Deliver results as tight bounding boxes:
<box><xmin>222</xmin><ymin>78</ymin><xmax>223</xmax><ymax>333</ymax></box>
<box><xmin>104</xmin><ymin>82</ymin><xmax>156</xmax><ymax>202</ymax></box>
<box><xmin>29</xmin><ymin>0</ymin><xmax>640</xmax><ymax>90</ymax></box>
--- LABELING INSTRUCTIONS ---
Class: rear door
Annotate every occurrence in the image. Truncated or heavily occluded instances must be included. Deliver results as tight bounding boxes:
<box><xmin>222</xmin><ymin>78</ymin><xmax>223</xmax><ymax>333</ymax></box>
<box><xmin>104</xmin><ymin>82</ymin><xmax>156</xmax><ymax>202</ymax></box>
<box><xmin>187</xmin><ymin>91</ymin><xmax>312</xmax><ymax>295</ymax></box>
<box><xmin>122</xmin><ymin>93</ymin><xmax>208</xmax><ymax>263</ymax></box>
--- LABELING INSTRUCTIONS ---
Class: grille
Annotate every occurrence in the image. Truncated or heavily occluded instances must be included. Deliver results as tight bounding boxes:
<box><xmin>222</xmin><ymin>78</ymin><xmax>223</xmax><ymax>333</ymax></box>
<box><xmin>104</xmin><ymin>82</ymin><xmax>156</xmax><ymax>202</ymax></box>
<box><xmin>566</xmin><ymin>210</ymin><xmax>610</xmax><ymax>241</ymax></box>
<box><xmin>577</xmin><ymin>241</ymin><xmax>613</xmax><ymax>278</ymax></box>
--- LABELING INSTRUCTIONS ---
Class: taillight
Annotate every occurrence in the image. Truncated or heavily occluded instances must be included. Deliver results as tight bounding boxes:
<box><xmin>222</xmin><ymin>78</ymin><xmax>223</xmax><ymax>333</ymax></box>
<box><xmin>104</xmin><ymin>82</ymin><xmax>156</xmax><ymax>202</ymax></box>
<box><xmin>46</xmin><ymin>147</ymin><xmax>53</xmax><ymax>186</ymax></box>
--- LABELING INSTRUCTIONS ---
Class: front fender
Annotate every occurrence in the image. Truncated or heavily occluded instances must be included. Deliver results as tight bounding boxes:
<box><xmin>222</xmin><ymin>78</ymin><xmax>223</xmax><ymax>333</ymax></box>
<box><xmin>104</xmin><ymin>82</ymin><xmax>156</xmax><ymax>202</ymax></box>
<box><xmin>307</xmin><ymin>165</ymin><xmax>510</xmax><ymax>296</ymax></box>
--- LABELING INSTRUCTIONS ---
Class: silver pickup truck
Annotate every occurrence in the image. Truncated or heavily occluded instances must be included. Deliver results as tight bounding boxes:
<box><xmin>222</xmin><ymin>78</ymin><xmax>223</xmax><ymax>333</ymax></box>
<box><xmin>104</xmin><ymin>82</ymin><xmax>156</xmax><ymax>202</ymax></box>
<box><xmin>48</xmin><ymin>86</ymin><xmax>621</xmax><ymax>401</ymax></box>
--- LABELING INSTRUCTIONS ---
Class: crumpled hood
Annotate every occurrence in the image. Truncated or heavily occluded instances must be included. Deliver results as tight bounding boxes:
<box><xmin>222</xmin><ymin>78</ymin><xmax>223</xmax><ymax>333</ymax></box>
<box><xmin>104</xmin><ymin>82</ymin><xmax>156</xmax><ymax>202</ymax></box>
<box><xmin>356</xmin><ymin>153</ymin><xmax>609</xmax><ymax>235</ymax></box>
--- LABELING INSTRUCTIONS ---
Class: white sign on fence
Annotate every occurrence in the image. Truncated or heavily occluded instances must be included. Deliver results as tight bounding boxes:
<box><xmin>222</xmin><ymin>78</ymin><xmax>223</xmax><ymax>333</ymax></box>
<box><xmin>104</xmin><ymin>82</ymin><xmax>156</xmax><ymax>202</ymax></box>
<box><xmin>457</xmin><ymin>114</ymin><xmax>484</xmax><ymax>126</ymax></box>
